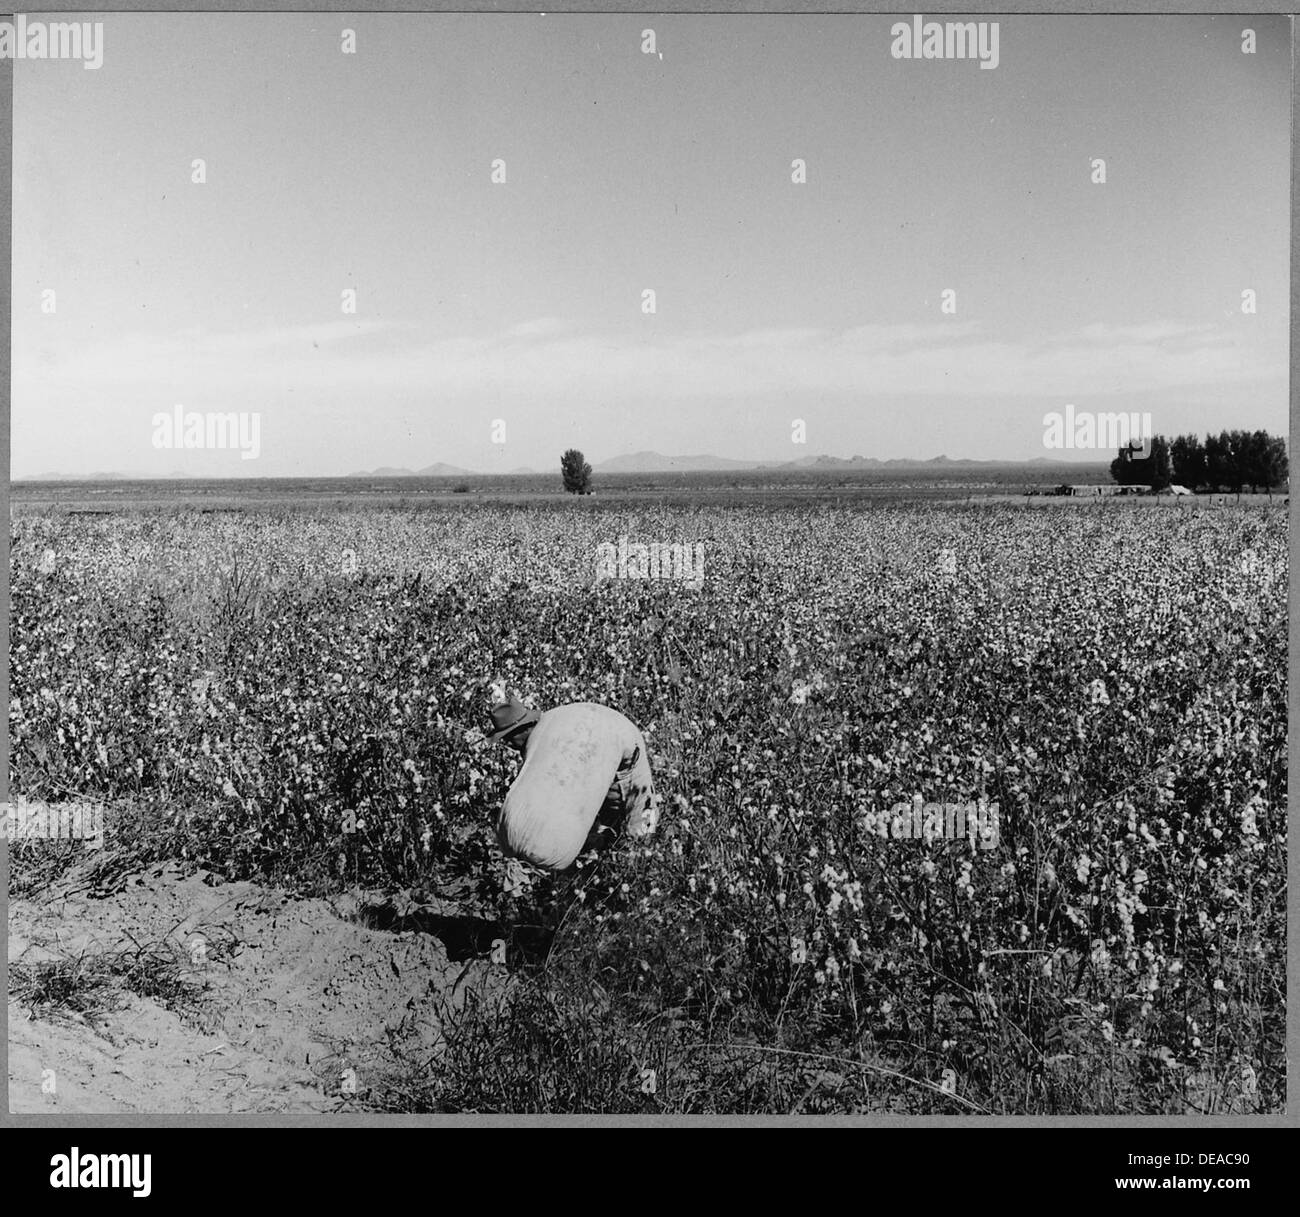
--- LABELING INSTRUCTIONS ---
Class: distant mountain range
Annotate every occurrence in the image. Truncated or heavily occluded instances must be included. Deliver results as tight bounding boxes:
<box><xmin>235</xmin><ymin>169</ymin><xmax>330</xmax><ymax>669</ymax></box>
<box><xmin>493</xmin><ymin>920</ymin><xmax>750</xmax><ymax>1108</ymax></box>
<box><xmin>346</xmin><ymin>462</ymin><xmax>474</xmax><ymax>478</ymax></box>
<box><xmin>601</xmin><ymin>451</ymin><xmax>1108</xmax><ymax>473</ymax></box>
<box><xmin>594</xmin><ymin>451</ymin><xmax>774</xmax><ymax>473</ymax></box>
<box><xmin>20</xmin><ymin>469</ymin><xmax>193</xmax><ymax>481</ymax></box>
<box><xmin>15</xmin><ymin>452</ymin><xmax>1108</xmax><ymax>481</ymax></box>
<box><xmin>592</xmin><ymin>451</ymin><xmax>996</xmax><ymax>473</ymax></box>
<box><xmin>346</xmin><ymin>451</ymin><xmax>1106</xmax><ymax>477</ymax></box>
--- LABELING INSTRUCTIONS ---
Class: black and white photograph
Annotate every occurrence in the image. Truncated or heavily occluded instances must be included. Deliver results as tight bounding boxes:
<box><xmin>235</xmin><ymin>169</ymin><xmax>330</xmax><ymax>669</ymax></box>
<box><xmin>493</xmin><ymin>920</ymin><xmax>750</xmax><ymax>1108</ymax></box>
<box><xmin>3</xmin><ymin>7</ymin><xmax>1290</xmax><ymax>1132</ymax></box>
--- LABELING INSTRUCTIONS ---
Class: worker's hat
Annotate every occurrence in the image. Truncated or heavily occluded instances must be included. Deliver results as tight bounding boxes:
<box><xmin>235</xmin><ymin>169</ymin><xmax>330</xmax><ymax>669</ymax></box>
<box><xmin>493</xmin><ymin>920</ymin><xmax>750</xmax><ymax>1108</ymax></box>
<box><xmin>486</xmin><ymin>693</ymin><xmax>541</xmax><ymax>744</ymax></box>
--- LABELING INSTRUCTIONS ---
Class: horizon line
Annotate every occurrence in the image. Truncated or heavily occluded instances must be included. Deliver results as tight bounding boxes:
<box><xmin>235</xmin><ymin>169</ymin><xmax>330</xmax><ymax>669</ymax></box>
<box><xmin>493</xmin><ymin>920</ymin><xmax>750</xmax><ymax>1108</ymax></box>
<box><xmin>12</xmin><ymin>452</ymin><xmax>1127</xmax><ymax>482</ymax></box>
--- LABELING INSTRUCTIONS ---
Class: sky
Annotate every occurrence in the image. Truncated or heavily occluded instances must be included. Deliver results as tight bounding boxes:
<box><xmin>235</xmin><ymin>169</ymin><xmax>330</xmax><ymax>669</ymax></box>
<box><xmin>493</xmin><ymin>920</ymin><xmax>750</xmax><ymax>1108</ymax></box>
<box><xmin>10</xmin><ymin>12</ymin><xmax>1291</xmax><ymax>477</ymax></box>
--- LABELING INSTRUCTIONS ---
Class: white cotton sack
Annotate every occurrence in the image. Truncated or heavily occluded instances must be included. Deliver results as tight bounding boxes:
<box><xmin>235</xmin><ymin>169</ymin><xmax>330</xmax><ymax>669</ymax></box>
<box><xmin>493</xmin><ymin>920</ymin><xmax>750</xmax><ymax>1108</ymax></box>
<box><xmin>498</xmin><ymin>703</ymin><xmax>640</xmax><ymax>870</ymax></box>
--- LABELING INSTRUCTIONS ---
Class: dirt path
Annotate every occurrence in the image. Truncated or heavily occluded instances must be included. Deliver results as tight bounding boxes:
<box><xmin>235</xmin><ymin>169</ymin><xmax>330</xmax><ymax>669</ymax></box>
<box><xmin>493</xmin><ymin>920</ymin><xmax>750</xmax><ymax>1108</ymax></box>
<box><xmin>8</xmin><ymin>861</ymin><xmax>500</xmax><ymax>1114</ymax></box>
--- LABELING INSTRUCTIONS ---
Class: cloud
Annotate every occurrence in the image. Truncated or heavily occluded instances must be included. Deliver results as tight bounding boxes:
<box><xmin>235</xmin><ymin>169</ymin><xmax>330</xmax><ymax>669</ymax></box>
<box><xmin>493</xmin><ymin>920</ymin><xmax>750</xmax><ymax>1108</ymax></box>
<box><xmin>15</xmin><ymin>316</ymin><xmax>1283</xmax><ymax>409</ymax></box>
<box><xmin>162</xmin><ymin>319</ymin><xmax>392</xmax><ymax>355</ymax></box>
<box><xmin>1073</xmin><ymin>321</ymin><xmax>1220</xmax><ymax>346</ymax></box>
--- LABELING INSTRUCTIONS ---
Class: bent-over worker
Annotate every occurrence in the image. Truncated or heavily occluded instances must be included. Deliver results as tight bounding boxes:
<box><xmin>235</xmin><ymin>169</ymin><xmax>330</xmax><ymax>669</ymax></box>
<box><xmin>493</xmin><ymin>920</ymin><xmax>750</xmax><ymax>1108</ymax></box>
<box><xmin>486</xmin><ymin>693</ymin><xmax>659</xmax><ymax>871</ymax></box>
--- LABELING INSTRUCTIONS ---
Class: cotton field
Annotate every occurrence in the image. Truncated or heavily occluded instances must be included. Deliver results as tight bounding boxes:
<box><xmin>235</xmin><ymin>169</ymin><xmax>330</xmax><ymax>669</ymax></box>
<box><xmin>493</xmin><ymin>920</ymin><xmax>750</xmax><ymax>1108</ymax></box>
<box><xmin>8</xmin><ymin>502</ymin><xmax>1286</xmax><ymax>1113</ymax></box>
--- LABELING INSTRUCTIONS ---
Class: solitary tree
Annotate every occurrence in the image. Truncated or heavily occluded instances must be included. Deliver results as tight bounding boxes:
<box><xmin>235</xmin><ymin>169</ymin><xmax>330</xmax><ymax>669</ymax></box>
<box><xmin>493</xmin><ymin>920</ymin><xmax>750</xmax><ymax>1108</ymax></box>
<box><xmin>561</xmin><ymin>448</ymin><xmax>593</xmax><ymax>495</ymax></box>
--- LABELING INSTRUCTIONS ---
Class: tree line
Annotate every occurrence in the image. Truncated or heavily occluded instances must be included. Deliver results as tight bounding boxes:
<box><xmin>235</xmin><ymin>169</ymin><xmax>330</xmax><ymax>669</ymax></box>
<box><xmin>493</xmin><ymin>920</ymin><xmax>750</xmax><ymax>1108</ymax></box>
<box><xmin>1110</xmin><ymin>429</ymin><xmax>1288</xmax><ymax>496</ymax></box>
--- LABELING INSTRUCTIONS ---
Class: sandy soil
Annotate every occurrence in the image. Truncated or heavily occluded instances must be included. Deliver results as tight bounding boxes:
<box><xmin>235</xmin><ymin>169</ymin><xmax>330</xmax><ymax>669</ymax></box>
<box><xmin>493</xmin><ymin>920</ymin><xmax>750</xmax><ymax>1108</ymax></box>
<box><xmin>8</xmin><ymin>861</ymin><xmax>502</xmax><ymax>1114</ymax></box>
